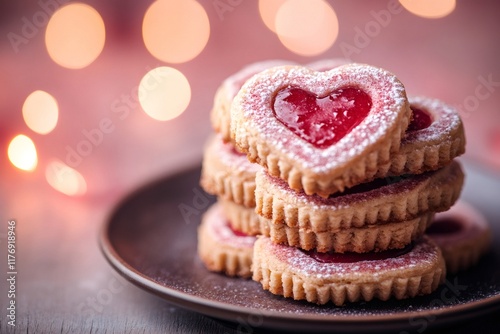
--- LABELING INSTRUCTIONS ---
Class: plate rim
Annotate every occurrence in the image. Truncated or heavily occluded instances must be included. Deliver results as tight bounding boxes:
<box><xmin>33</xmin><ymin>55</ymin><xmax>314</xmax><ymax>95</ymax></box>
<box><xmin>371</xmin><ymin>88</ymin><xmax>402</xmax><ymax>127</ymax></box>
<box><xmin>99</xmin><ymin>166</ymin><xmax>500</xmax><ymax>328</ymax></box>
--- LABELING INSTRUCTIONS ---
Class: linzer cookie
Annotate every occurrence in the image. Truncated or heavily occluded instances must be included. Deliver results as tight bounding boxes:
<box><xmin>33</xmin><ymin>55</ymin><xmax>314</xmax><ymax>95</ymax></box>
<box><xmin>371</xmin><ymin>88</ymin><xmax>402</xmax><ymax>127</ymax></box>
<box><xmin>231</xmin><ymin>63</ymin><xmax>411</xmax><ymax>197</ymax></box>
<box><xmin>211</xmin><ymin>59</ymin><xmax>350</xmax><ymax>142</ymax></box>
<box><xmin>200</xmin><ymin>134</ymin><xmax>260</xmax><ymax>207</ymax></box>
<box><xmin>426</xmin><ymin>201</ymin><xmax>491</xmax><ymax>274</ymax></box>
<box><xmin>252</xmin><ymin>236</ymin><xmax>445</xmax><ymax>305</ymax></box>
<box><xmin>376</xmin><ymin>96</ymin><xmax>465</xmax><ymax>177</ymax></box>
<box><xmin>219</xmin><ymin>198</ymin><xmax>263</xmax><ymax>236</ymax></box>
<box><xmin>260</xmin><ymin>213</ymin><xmax>434</xmax><ymax>253</ymax></box>
<box><xmin>256</xmin><ymin>161</ymin><xmax>464</xmax><ymax>233</ymax></box>
<box><xmin>198</xmin><ymin>203</ymin><xmax>256</xmax><ymax>278</ymax></box>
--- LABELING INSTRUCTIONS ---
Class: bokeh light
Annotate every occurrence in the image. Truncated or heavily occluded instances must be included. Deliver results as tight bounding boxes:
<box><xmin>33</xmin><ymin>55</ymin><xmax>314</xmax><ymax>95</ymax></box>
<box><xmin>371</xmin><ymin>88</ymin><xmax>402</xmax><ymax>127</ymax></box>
<box><xmin>46</xmin><ymin>160</ymin><xmax>87</xmax><ymax>196</ymax></box>
<box><xmin>22</xmin><ymin>90</ymin><xmax>59</xmax><ymax>135</ymax></box>
<box><xmin>142</xmin><ymin>0</ymin><xmax>210</xmax><ymax>63</ymax></box>
<box><xmin>258</xmin><ymin>0</ymin><xmax>287</xmax><ymax>33</ymax></box>
<box><xmin>8</xmin><ymin>134</ymin><xmax>38</xmax><ymax>171</ymax></box>
<box><xmin>138</xmin><ymin>66</ymin><xmax>191</xmax><ymax>121</ymax></box>
<box><xmin>399</xmin><ymin>0</ymin><xmax>456</xmax><ymax>19</ymax></box>
<box><xmin>275</xmin><ymin>0</ymin><xmax>339</xmax><ymax>56</ymax></box>
<box><xmin>45</xmin><ymin>3</ymin><xmax>105</xmax><ymax>69</ymax></box>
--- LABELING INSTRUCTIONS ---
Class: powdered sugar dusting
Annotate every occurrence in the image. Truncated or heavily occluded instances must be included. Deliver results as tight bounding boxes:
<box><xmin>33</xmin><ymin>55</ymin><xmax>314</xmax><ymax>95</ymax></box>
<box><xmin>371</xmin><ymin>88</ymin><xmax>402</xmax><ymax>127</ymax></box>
<box><xmin>259</xmin><ymin>167</ymin><xmax>431</xmax><ymax>209</ymax></box>
<box><xmin>265</xmin><ymin>236</ymin><xmax>439</xmax><ymax>279</ymax></box>
<box><xmin>223</xmin><ymin>60</ymin><xmax>297</xmax><ymax>101</ymax></box>
<box><xmin>404</xmin><ymin>96</ymin><xmax>462</xmax><ymax>143</ymax></box>
<box><xmin>232</xmin><ymin>64</ymin><xmax>408</xmax><ymax>173</ymax></box>
<box><xmin>205</xmin><ymin>204</ymin><xmax>256</xmax><ymax>248</ymax></box>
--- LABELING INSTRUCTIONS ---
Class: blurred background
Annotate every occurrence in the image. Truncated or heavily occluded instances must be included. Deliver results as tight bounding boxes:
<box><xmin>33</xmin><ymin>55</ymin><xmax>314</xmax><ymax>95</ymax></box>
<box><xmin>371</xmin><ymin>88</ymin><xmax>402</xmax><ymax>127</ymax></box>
<box><xmin>0</xmin><ymin>1</ymin><xmax>500</xmax><ymax>332</ymax></box>
<box><xmin>1</xmin><ymin>0</ymin><xmax>499</xmax><ymax>201</ymax></box>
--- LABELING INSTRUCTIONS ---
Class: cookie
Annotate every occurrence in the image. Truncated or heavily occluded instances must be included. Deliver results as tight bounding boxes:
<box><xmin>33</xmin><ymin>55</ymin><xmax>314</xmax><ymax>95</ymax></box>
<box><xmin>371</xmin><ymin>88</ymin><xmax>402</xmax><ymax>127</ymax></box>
<box><xmin>211</xmin><ymin>60</ymin><xmax>296</xmax><ymax>141</ymax></box>
<box><xmin>200</xmin><ymin>134</ymin><xmax>260</xmax><ymax>207</ymax></box>
<box><xmin>256</xmin><ymin>160</ymin><xmax>464</xmax><ymax>232</ymax></box>
<box><xmin>376</xmin><ymin>96</ymin><xmax>465</xmax><ymax>177</ymax></box>
<box><xmin>252</xmin><ymin>236</ymin><xmax>445</xmax><ymax>305</ymax></box>
<box><xmin>219</xmin><ymin>197</ymin><xmax>263</xmax><ymax>236</ymax></box>
<box><xmin>211</xmin><ymin>59</ymin><xmax>350</xmax><ymax>142</ymax></box>
<box><xmin>260</xmin><ymin>213</ymin><xmax>434</xmax><ymax>253</ymax></box>
<box><xmin>198</xmin><ymin>203</ymin><xmax>256</xmax><ymax>278</ymax></box>
<box><xmin>231</xmin><ymin>63</ymin><xmax>411</xmax><ymax>197</ymax></box>
<box><xmin>426</xmin><ymin>201</ymin><xmax>491</xmax><ymax>274</ymax></box>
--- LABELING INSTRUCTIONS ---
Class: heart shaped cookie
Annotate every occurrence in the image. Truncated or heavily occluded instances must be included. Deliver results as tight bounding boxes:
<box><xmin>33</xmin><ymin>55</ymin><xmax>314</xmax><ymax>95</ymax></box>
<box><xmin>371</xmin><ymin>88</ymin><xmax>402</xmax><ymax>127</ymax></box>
<box><xmin>230</xmin><ymin>63</ymin><xmax>411</xmax><ymax>197</ymax></box>
<box><xmin>198</xmin><ymin>203</ymin><xmax>256</xmax><ymax>278</ymax></box>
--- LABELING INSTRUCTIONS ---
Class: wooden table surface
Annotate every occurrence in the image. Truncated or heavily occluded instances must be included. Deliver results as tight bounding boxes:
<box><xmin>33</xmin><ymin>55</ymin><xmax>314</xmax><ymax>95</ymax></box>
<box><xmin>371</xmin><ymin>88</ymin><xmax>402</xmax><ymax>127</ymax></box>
<box><xmin>1</xmin><ymin>1</ymin><xmax>500</xmax><ymax>333</ymax></box>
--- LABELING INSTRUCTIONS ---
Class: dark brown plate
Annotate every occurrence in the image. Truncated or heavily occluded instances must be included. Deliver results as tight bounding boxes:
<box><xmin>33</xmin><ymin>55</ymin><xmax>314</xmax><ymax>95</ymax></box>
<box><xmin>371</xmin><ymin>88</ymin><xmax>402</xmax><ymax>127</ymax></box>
<box><xmin>100</xmin><ymin>162</ymin><xmax>500</xmax><ymax>333</ymax></box>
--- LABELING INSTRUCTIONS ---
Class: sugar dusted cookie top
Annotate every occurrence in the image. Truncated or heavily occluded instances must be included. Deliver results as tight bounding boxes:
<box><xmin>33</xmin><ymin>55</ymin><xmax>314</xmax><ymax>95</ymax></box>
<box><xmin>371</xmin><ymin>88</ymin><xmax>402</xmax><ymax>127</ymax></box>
<box><xmin>230</xmin><ymin>63</ymin><xmax>411</xmax><ymax>197</ymax></box>
<box><xmin>271</xmin><ymin>237</ymin><xmax>441</xmax><ymax>280</ymax></box>
<box><xmin>405</xmin><ymin>96</ymin><xmax>464</xmax><ymax>145</ymax></box>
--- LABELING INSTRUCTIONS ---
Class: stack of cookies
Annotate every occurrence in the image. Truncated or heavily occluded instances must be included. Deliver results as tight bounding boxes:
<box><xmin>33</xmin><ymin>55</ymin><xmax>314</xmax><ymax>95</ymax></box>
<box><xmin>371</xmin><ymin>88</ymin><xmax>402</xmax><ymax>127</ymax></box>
<box><xmin>198</xmin><ymin>59</ymin><xmax>350</xmax><ymax>279</ymax></box>
<box><xmin>199</xmin><ymin>60</ymin><xmax>475</xmax><ymax>306</ymax></box>
<box><xmin>198</xmin><ymin>61</ymin><xmax>290</xmax><ymax>278</ymax></box>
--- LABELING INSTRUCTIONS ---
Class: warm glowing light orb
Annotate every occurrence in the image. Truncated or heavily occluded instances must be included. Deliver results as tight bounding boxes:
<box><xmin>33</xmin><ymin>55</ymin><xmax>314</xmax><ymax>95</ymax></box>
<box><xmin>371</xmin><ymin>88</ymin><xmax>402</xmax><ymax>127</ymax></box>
<box><xmin>45</xmin><ymin>3</ymin><xmax>105</xmax><ymax>69</ymax></box>
<box><xmin>399</xmin><ymin>0</ymin><xmax>456</xmax><ymax>19</ymax></box>
<box><xmin>46</xmin><ymin>160</ymin><xmax>87</xmax><ymax>196</ymax></box>
<box><xmin>275</xmin><ymin>0</ymin><xmax>339</xmax><ymax>56</ymax></box>
<box><xmin>139</xmin><ymin>66</ymin><xmax>191</xmax><ymax>121</ymax></box>
<box><xmin>142</xmin><ymin>0</ymin><xmax>210</xmax><ymax>63</ymax></box>
<box><xmin>8</xmin><ymin>135</ymin><xmax>38</xmax><ymax>171</ymax></box>
<box><xmin>258</xmin><ymin>0</ymin><xmax>287</xmax><ymax>33</ymax></box>
<box><xmin>22</xmin><ymin>90</ymin><xmax>59</xmax><ymax>135</ymax></box>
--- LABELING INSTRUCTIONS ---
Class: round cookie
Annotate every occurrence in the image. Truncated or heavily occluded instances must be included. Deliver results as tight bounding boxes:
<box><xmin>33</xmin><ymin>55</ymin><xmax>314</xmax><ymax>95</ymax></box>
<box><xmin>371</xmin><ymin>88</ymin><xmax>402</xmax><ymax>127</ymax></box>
<box><xmin>426</xmin><ymin>201</ymin><xmax>491</xmax><ymax>274</ymax></box>
<box><xmin>376</xmin><ymin>96</ymin><xmax>466</xmax><ymax>178</ymax></box>
<box><xmin>219</xmin><ymin>197</ymin><xmax>263</xmax><ymax>236</ymax></box>
<box><xmin>200</xmin><ymin>134</ymin><xmax>260</xmax><ymax>207</ymax></box>
<box><xmin>198</xmin><ymin>203</ymin><xmax>256</xmax><ymax>278</ymax></box>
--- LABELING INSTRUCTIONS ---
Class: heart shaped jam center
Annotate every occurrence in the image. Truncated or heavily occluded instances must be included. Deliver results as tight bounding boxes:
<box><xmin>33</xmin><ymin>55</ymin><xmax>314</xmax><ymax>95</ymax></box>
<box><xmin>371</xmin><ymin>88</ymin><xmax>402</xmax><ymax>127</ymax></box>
<box><xmin>273</xmin><ymin>87</ymin><xmax>372</xmax><ymax>148</ymax></box>
<box><xmin>304</xmin><ymin>244</ymin><xmax>413</xmax><ymax>264</ymax></box>
<box><xmin>408</xmin><ymin>107</ymin><xmax>433</xmax><ymax>132</ymax></box>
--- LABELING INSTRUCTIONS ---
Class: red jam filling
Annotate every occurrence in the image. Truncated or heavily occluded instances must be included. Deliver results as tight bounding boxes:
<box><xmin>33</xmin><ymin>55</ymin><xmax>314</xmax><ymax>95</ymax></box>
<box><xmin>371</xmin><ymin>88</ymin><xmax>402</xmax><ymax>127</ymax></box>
<box><xmin>227</xmin><ymin>223</ymin><xmax>248</xmax><ymax>237</ymax></box>
<box><xmin>303</xmin><ymin>244</ymin><xmax>413</xmax><ymax>263</ymax></box>
<box><xmin>273</xmin><ymin>86</ymin><xmax>372</xmax><ymax>148</ymax></box>
<box><xmin>407</xmin><ymin>107</ymin><xmax>432</xmax><ymax>132</ymax></box>
<box><xmin>230</xmin><ymin>145</ymin><xmax>245</xmax><ymax>156</ymax></box>
<box><xmin>426</xmin><ymin>218</ymin><xmax>463</xmax><ymax>235</ymax></box>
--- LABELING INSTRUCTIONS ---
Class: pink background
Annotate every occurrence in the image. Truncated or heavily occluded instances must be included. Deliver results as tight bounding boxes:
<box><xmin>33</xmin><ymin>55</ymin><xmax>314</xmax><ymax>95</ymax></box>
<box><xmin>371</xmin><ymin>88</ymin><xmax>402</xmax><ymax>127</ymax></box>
<box><xmin>0</xmin><ymin>1</ymin><xmax>499</xmax><ymax>332</ymax></box>
<box><xmin>1</xmin><ymin>0</ymin><xmax>499</xmax><ymax>202</ymax></box>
